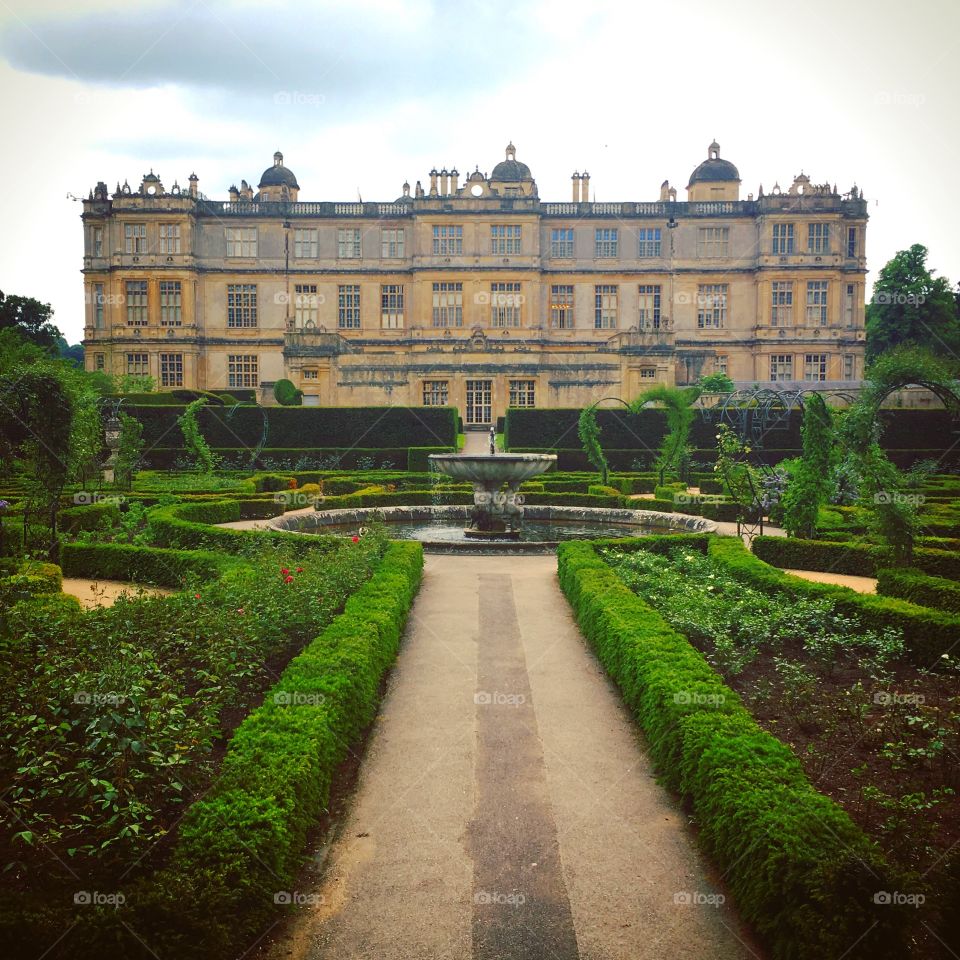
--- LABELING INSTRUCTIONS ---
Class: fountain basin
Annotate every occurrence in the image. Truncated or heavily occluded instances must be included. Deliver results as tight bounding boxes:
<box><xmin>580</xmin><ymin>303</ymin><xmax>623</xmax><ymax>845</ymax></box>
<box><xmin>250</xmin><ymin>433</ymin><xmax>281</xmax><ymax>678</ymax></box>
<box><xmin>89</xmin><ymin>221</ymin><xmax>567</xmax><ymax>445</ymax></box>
<box><xmin>428</xmin><ymin>452</ymin><xmax>557</xmax><ymax>535</ymax></box>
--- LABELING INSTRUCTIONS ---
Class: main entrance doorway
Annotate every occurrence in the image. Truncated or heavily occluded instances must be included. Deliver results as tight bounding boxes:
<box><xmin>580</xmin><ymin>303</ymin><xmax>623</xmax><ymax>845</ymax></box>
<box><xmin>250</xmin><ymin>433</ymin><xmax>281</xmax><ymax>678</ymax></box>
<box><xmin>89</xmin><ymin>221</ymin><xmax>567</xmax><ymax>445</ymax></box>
<box><xmin>465</xmin><ymin>379</ymin><xmax>493</xmax><ymax>425</ymax></box>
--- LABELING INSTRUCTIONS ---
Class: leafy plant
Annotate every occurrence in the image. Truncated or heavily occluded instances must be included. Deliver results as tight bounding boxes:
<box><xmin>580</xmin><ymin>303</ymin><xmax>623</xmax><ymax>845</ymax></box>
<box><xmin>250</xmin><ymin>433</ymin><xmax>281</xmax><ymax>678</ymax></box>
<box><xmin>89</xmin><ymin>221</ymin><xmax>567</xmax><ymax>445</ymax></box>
<box><xmin>577</xmin><ymin>407</ymin><xmax>609</xmax><ymax>485</ymax></box>
<box><xmin>177</xmin><ymin>398</ymin><xmax>219</xmax><ymax>474</ymax></box>
<box><xmin>630</xmin><ymin>384</ymin><xmax>700</xmax><ymax>485</ymax></box>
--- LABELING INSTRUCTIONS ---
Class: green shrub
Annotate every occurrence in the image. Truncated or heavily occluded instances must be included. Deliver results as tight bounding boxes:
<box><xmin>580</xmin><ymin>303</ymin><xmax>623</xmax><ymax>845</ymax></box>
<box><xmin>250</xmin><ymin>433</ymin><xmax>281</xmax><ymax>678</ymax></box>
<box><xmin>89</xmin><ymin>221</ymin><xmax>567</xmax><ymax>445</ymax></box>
<box><xmin>876</xmin><ymin>567</ymin><xmax>960</xmax><ymax>613</ymax></box>
<box><xmin>0</xmin><ymin>561</ymin><xmax>63</xmax><ymax>606</ymax></box>
<box><xmin>60</xmin><ymin>500</ymin><xmax>122</xmax><ymax>533</ymax></box>
<box><xmin>557</xmin><ymin>540</ymin><xmax>907</xmax><ymax>959</ymax></box>
<box><xmin>588</xmin><ymin>484</ymin><xmax>621</xmax><ymax>497</ymax></box>
<box><xmin>252</xmin><ymin>473</ymin><xmax>296</xmax><ymax>492</ymax></box>
<box><xmin>273</xmin><ymin>379</ymin><xmax>303</xmax><ymax>406</ymax></box>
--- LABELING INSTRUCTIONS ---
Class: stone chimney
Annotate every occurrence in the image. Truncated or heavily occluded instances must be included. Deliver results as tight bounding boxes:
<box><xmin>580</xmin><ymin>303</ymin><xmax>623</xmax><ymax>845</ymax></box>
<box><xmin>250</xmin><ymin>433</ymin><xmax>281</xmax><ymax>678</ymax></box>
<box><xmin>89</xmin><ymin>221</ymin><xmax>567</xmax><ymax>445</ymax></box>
<box><xmin>188</xmin><ymin>172</ymin><xmax>198</xmax><ymax>198</ymax></box>
<box><xmin>440</xmin><ymin>168</ymin><xmax>449</xmax><ymax>196</ymax></box>
<box><xmin>580</xmin><ymin>171</ymin><xmax>590</xmax><ymax>202</ymax></box>
<box><xmin>429</xmin><ymin>168</ymin><xmax>438</xmax><ymax>197</ymax></box>
<box><xmin>572</xmin><ymin>172</ymin><xmax>580</xmax><ymax>202</ymax></box>
<box><xmin>450</xmin><ymin>168</ymin><xmax>459</xmax><ymax>194</ymax></box>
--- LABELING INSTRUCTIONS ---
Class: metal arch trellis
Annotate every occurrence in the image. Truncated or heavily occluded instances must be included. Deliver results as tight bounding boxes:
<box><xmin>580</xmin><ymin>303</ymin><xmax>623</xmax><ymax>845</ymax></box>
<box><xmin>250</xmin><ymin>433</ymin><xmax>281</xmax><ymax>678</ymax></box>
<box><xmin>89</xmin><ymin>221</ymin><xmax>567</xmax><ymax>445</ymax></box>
<box><xmin>697</xmin><ymin>386</ymin><xmax>810</xmax><ymax>540</ymax></box>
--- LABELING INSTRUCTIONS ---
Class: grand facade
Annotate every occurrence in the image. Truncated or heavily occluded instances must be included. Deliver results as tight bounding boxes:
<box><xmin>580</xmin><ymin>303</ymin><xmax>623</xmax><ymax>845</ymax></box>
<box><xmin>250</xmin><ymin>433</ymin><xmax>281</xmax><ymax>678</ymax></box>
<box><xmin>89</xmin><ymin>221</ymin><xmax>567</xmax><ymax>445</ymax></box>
<box><xmin>81</xmin><ymin>141</ymin><xmax>868</xmax><ymax>424</ymax></box>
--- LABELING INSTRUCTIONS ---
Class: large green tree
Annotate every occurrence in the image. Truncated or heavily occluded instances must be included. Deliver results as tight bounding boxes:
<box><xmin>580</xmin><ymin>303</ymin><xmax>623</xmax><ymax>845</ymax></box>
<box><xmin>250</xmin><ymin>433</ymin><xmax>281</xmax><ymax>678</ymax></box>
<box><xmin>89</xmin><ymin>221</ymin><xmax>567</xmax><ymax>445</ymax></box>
<box><xmin>865</xmin><ymin>244</ymin><xmax>960</xmax><ymax>362</ymax></box>
<box><xmin>0</xmin><ymin>289</ymin><xmax>62</xmax><ymax>352</ymax></box>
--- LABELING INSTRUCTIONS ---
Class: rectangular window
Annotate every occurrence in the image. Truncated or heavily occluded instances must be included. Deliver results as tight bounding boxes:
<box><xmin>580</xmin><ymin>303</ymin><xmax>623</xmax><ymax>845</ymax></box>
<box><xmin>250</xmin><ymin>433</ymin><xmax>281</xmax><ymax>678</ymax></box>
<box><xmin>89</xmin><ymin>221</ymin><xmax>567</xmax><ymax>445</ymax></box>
<box><xmin>847</xmin><ymin>226</ymin><xmax>857</xmax><ymax>258</ymax></box>
<box><xmin>637</xmin><ymin>227</ymin><xmax>662</xmax><ymax>257</ymax></box>
<box><xmin>697</xmin><ymin>227</ymin><xmax>729</xmax><ymax>257</ymax></box>
<box><xmin>294</xmin><ymin>228</ymin><xmax>318</xmax><ymax>258</ymax></box>
<box><xmin>640</xmin><ymin>367</ymin><xmax>657</xmax><ymax>380</ymax></box>
<box><xmin>432</xmin><ymin>225</ymin><xmax>463</xmax><ymax>255</ymax></box>
<box><xmin>381</xmin><ymin>228</ymin><xmax>405</xmax><ymax>259</ymax></box>
<box><xmin>125</xmin><ymin>280</ymin><xmax>148</xmax><ymax>325</ymax></box>
<box><xmin>159</xmin><ymin>353</ymin><xmax>183</xmax><ymax>387</ymax></box>
<box><xmin>381</xmin><ymin>284</ymin><xmax>404</xmax><ymax>329</ymax></box>
<box><xmin>227</xmin><ymin>354</ymin><xmax>258</xmax><ymax>388</ymax></box>
<box><xmin>594</xmin><ymin>228</ymin><xmax>618</xmax><ymax>258</ymax></box>
<box><xmin>124</xmin><ymin>223</ymin><xmax>147</xmax><ymax>254</ymax></box>
<box><xmin>337</xmin><ymin>228</ymin><xmax>361</xmax><ymax>258</ymax></box>
<box><xmin>465</xmin><ymin>379</ymin><xmax>492</xmax><ymax>424</ymax></box>
<box><xmin>225</xmin><ymin>227</ymin><xmax>257</xmax><ymax>258</ymax></box>
<box><xmin>508</xmin><ymin>379</ymin><xmax>536</xmax><ymax>407</ymax></box>
<box><xmin>422</xmin><ymin>380</ymin><xmax>449</xmax><ymax>406</ymax></box>
<box><xmin>95</xmin><ymin>353</ymin><xmax>105</xmax><ymax>370</ymax></box>
<box><xmin>804</xmin><ymin>353</ymin><xmax>828</xmax><ymax>382</ymax></box>
<box><xmin>93</xmin><ymin>283</ymin><xmax>105</xmax><ymax>328</ymax></box>
<box><xmin>807</xmin><ymin>223</ymin><xmax>830</xmax><ymax>253</ymax></box>
<box><xmin>338</xmin><ymin>284</ymin><xmax>361</xmax><ymax>329</ymax></box>
<box><xmin>716</xmin><ymin>354</ymin><xmax>728</xmax><ymax>375</ymax></box>
<box><xmin>126</xmin><ymin>352</ymin><xmax>149</xmax><ymax>377</ymax></box>
<box><xmin>432</xmin><ymin>281</ymin><xmax>463</xmax><ymax>327</ymax></box>
<box><xmin>550</xmin><ymin>284</ymin><xmax>574</xmax><ymax>329</ymax></box>
<box><xmin>806</xmin><ymin>281</ymin><xmax>829</xmax><ymax>325</ymax></box>
<box><xmin>294</xmin><ymin>283</ymin><xmax>318</xmax><ymax>327</ymax></box>
<box><xmin>771</xmin><ymin>281</ymin><xmax>793</xmax><ymax>326</ymax></box>
<box><xmin>772</xmin><ymin>223</ymin><xmax>794</xmax><ymax>254</ymax></box>
<box><xmin>594</xmin><ymin>284</ymin><xmax>618</xmax><ymax>329</ymax></box>
<box><xmin>93</xmin><ymin>227</ymin><xmax>103</xmax><ymax>257</ymax></box>
<box><xmin>843</xmin><ymin>354</ymin><xmax>855</xmax><ymax>380</ymax></box>
<box><xmin>770</xmin><ymin>354</ymin><xmax>793</xmax><ymax>382</ymax></box>
<box><xmin>303</xmin><ymin>369</ymin><xmax>319</xmax><ymax>380</ymax></box>
<box><xmin>490</xmin><ymin>282</ymin><xmax>522</xmax><ymax>327</ymax></box>
<box><xmin>227</xmin><ymin>283</ymin><xmax>257</xmax><ymax>327</ymax></box>
<box><xmin>638</xmin><ymin>284</ymin><xmax>662</xmax><ymax>330</ymax></box>
<box><xmin>159</xmin><ymin>224</ymin><xmax>181</xmax><ymax>255</ymax></box>
<box><xmin>491</xmin><ymin>225</ymin><xmax>522</xmax><ymax>255</ymax></box>
<box><xmin>844</xmin><ymin>283</ymin><xmax>855</xmax><ymax>326</ymax></box>
<box><xmin>551</xmin><ymin>228</ymin><xmax>574</xmax><ymax>258</ymax></box>
<box><xmin>159</xmin><ymin>280</ymin><xmax>182</xmax><ymax>326</ymax></box>
<box><xmin>697</xmin><ymin>284</ymin><xmax>727</xmax><ymax>328</ymax></box>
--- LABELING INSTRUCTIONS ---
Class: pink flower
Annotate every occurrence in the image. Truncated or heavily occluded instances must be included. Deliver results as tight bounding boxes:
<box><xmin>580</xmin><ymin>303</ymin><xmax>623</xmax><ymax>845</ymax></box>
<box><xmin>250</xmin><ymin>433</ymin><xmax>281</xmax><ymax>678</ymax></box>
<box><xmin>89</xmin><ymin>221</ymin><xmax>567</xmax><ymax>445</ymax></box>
<box><xmin>237</xmin><ymin>607</ymin><xmax>244</xmax><ymax>615</ymax></box>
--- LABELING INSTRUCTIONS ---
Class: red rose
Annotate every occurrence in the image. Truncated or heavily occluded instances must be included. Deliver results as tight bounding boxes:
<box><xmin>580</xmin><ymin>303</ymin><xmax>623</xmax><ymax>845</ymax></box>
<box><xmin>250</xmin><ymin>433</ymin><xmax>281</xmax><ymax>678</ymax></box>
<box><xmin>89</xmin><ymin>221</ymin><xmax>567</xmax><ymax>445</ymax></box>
<box><xmin>195</xmin><ymin>593</ymin><xmax>201</xmax><ymax>599</ymax></box>
<box><xmin>351</xmin><ymin>536</ymin><xmax>359</xmax><ymax>543</ymax></box>
<box><xmin>284</xmin><ymin>575</ymin><xmax>294</xmax><ymax>583</ymax></box>
<box><xmin>296</xmin><ymin>567</ymin><xmax>303</xmax><ymax>573</ymax></box>
<box><xmin>281</xmin><ymin>567</ymin><xmax>289</xmax><ymax>576</ymax></box>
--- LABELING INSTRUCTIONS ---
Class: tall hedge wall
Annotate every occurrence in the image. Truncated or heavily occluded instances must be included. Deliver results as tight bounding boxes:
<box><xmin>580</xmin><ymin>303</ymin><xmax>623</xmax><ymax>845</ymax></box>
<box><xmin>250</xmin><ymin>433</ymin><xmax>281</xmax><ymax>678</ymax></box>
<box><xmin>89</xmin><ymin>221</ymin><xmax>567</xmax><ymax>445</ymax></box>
<box><xmin>127</xmin><ymin>405</ymin><xmax>458</xmax><ymax>450</ymax></box>
<box><xmin>504</xmin><ymin>407</ymin><xmax>960</xmax><ymax>464</ymax></box>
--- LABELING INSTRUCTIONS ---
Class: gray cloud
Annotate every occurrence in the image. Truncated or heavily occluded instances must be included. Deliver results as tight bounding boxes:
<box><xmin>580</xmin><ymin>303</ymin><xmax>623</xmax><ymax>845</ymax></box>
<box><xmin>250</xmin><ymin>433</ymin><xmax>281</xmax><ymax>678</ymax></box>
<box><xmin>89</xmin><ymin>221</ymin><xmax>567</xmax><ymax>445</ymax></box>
<box><xmin>0</xmin><ymin>0</ymin><xmax>548</xmax><ymax>106</ymax></box>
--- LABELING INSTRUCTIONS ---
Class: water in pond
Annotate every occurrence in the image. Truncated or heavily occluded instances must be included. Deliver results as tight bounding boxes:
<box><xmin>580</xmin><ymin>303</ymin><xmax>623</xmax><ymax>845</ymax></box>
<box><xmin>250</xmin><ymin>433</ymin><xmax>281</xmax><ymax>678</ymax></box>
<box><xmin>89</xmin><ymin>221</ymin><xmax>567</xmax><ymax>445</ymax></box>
<box><xmin>316</xmin><ymin>518</ymin><xmax>665</xmax><ymax>543</ymax></box>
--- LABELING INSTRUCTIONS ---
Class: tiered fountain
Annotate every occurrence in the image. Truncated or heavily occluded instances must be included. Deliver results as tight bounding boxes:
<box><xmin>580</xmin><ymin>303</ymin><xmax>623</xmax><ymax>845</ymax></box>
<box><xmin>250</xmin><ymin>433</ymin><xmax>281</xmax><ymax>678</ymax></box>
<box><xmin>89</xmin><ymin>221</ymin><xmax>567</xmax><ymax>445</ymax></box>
<box><xmin>427</xmin><ymin>452</ymin><xmax>557</xmax><ymax>539</ymax></box>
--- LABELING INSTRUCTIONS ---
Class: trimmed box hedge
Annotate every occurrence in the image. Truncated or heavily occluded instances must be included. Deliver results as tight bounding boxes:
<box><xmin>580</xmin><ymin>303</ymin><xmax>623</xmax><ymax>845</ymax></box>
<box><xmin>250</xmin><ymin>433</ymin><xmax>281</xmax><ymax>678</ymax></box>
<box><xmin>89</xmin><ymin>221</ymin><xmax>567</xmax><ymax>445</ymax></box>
<box><xmin>126</xmin><ymin>541</ymin><xmax>424</xmax><ymax>959</ymax></box>
<box><xmin>141</xmin><ymin>447</ymin><xmax>409</xmax><ymax>470</ymax></box>
<box><xmin>60</xmin><ymin>543</ymin><xmax>231</xmax><ymax>587</ymax></box>
<box><xmin>876</xmin><ymin>567</ymin><xmax>960</xmax><ymax>614</ymax></box>
<box><xmin>557</xmin><ymin>539</ymin><xmax>907</xmax><ymax>959</ymax></box>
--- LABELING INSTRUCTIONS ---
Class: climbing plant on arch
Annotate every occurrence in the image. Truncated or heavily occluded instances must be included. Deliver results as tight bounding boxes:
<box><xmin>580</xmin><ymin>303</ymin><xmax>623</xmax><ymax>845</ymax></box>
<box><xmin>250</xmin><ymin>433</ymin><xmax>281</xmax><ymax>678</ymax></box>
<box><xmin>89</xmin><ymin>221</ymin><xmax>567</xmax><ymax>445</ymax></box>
<box><xmin>630</xmin><ymin>385</ymin><xmax>701</xmax><ymax>485</ymax></box>
<box><xmin>843</xmin><ymin>346</ymin><xmax>960</xmax><ymax>564</ymax></box>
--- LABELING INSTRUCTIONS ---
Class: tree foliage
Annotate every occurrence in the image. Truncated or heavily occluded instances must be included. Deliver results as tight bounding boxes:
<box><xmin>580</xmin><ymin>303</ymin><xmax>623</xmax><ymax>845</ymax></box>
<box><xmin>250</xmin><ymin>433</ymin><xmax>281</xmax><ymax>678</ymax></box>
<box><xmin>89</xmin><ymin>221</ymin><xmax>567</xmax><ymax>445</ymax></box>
<box><xmin>0</xmin><ymin>289</ymin><xmax>62</xmax><ymax>352</ymax></box>
<box><xmin>697</xmin><ymin>372</ymin><xmax>735</xmax><ymax>393</ymax></box>
<box><xmin>115</xmin><ymin>412</ymin><xmax>144</xmax><ymax>490</ymax></box>
<box><xmin>578</xmin><ymin>408</ymin><xmax>609</xmax><ymax>485</ymax></box>
<box><xmin>865</xmin><ymin>244</ymin><xmax>960</xmax><ymax>362</ymax></box>
<box><xmin>631</xmin><ymin>385</ymin><xmax>701</xmax><ymax>485</ymax></box>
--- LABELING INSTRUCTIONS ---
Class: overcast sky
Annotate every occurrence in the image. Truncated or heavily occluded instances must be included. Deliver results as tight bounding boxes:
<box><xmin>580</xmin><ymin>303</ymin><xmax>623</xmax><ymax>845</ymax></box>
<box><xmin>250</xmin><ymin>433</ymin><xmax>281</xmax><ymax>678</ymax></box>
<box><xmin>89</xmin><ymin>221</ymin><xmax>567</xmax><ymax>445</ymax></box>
<box><xmin>0</xmin><ymin>0</ymin><xmax>956</xmax><ymax>343</ymax></box>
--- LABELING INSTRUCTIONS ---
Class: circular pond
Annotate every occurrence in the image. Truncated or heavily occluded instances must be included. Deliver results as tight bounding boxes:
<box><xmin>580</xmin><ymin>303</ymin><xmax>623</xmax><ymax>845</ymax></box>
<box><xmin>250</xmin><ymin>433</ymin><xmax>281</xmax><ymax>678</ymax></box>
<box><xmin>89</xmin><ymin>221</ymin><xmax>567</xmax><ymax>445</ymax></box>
<box><xmin>270</xmin><ymin>505</ymin><xmax>716</xmax><ymax>552</ymax></box>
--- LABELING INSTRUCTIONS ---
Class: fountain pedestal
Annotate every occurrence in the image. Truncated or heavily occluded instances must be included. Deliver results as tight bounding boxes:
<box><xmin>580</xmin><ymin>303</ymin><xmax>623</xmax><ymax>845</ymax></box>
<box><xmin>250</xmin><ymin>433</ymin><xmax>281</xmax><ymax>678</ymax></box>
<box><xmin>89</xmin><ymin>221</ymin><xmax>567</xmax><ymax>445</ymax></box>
<box><xmin>428</xmin><ymin>453</ymin><xmax>557</xmax><ymax>539</ymax></box>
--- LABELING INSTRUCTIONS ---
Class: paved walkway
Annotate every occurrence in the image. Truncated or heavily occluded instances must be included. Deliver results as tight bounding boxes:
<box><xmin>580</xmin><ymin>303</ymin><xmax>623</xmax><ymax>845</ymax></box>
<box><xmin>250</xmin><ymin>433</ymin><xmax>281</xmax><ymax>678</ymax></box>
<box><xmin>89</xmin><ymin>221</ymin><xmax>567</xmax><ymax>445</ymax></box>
<box><xmin>782</xmin><ymin>568</ymin><xmax>878</xmax><ymax>594</ymax></box>
<box><xmin>263</xmin><ymin>555</ymin><xmax>759</xmax><ymax>960</ymax></box>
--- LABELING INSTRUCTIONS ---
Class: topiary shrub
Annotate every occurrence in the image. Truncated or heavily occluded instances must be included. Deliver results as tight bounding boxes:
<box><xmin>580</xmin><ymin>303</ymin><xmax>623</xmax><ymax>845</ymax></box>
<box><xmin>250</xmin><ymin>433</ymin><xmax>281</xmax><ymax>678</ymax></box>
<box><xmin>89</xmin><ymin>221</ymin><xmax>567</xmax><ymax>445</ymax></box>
<box><xmin>273</xmin><ymin>379</ymin><xmax>303</xmax><ymax>407</ymax></box>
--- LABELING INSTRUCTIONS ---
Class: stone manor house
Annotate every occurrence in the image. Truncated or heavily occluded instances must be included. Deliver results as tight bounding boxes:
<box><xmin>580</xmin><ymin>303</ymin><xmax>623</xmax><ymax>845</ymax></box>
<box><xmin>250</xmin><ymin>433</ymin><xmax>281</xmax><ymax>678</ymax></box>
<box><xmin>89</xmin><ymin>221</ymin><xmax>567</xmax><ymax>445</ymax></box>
<box><xmin>81</xmin><ymin>141</ymin><xmax>868</xmax><ymax>425</ymax></box>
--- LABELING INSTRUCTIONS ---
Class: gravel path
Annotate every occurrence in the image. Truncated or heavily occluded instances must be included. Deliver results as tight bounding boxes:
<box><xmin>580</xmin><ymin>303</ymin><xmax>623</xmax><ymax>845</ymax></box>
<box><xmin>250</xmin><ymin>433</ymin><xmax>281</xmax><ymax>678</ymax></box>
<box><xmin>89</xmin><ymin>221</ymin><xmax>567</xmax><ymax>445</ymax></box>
<box><xmin>262</xmin><ymin>554</ymin><xmax>760</xmax><ymax>960</ymax></box>
<box><xmin>60</xmin><ymin>577</ymin><xmax>173</xmax><ymax>608</ymax></box>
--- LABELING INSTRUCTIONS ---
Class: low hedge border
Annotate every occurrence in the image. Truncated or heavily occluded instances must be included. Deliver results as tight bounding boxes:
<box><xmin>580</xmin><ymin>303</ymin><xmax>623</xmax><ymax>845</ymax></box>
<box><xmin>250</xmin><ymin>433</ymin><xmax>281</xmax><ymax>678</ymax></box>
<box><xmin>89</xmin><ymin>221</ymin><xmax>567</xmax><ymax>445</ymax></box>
<box><xmin>124</xmin><ymin>541</ymin><xmax>424</xmax><ymax>959</ymax></box>
<box><xmin>60</xmin><ymin>543</ymin><xmax>234</xmax><ymax>587</ymax></box>
<box><xmin>752</xmin><ymin>535</ymin><xmax>960</xmax><ymax>582</ymax></box>
<box><xmin>712</xmin><ymin>537</ymin><xmax>960</xmax><ymax>662</ymax></box>
<box><xmin>876</xmin><ymin>567</ymin><xmax>960</xmax><ymax>615</ymax></box>
<box><xmin>149</xmin><ymin>500</ymin><xmax>340</xmax><ymax>554</ymax></box>
<box><xmin>557</xmin><ymin>539</ymin><xmax>907</xmax><ymax>959</ymax></box>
